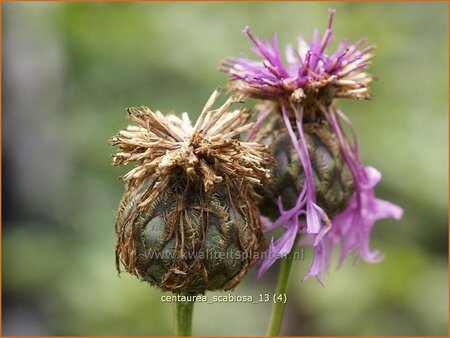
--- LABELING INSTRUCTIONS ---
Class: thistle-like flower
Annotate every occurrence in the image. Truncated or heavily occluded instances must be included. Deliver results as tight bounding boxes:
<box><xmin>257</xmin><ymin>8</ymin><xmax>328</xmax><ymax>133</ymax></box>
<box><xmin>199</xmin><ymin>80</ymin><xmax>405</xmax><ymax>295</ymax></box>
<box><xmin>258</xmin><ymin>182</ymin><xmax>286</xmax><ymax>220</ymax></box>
<box><xmin>109</xmin><ymin>91</ymin><xmax>273</xmax><ymax>293</ymax></box>
<box><xmin>221</xmin><ymin>9</ymin><xmax>373</xmax><ymax>103</ymax></box>
<box><xmin>221</xmin><ymin>10</ymin><xmax>403</xmax><ymax>283</ymax></box>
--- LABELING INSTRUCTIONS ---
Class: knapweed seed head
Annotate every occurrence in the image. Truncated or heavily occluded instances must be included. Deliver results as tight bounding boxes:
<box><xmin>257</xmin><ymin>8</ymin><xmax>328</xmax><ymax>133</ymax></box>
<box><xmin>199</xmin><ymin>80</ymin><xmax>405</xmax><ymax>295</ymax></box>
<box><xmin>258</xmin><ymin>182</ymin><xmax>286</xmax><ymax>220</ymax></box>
<box><xmin>221</xmin><ymin>10</ymin><xmax>403</xmax><ymax>284</ymax></box>
<box><xmin>110</xmin><ymin>90</ymin><xmax>273</xmax><ymax>293</ymax></box>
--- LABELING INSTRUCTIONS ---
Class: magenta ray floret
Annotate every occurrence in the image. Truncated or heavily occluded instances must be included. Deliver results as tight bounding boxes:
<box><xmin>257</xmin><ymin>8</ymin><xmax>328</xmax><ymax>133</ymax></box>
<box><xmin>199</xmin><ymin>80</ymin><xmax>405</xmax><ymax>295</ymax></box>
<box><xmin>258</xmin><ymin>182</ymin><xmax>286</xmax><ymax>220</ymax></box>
<box><xmin>300</xmin><ymin>105</ymin><xmax>404</xmax><ymax>283</ymax></box>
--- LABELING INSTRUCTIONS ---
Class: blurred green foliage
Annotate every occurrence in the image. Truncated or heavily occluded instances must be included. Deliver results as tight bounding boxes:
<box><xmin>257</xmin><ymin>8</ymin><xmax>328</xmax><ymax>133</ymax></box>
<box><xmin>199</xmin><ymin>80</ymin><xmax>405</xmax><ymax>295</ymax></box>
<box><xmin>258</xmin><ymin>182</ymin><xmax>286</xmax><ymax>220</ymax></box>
<box><xmin>3</xmin><ymin>2</ymin><xmax>448</xmax><ymax>336</ymax></box>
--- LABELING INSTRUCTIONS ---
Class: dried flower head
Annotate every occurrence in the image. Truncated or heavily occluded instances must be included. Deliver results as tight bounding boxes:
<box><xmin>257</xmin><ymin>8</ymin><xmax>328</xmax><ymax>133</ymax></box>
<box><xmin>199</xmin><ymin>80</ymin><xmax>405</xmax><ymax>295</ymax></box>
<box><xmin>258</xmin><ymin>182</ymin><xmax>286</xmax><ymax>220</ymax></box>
<box><xmin>221</xmin><ymin>10</ymin><xmax>403</xmax><ymax>284</ymax></box>
<box><xmin>109</xmin><ymin>91</ymin><xmax>273</xmax><ymax>293</ymax></box>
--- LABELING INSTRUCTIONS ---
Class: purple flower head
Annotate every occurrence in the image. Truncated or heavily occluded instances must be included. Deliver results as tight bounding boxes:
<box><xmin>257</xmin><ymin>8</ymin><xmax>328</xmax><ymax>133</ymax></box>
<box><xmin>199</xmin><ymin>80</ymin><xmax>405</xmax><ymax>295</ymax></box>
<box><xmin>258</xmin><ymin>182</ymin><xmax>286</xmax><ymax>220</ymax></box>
<box><xmin>221</xmin><ymin>9</ymin><xmax>374</xmax><ymax>102</ymax></box>
<box><xmin>222</xmin><ymin>10</ymin><xmax>403</xmax><ymax>284</ymax></box>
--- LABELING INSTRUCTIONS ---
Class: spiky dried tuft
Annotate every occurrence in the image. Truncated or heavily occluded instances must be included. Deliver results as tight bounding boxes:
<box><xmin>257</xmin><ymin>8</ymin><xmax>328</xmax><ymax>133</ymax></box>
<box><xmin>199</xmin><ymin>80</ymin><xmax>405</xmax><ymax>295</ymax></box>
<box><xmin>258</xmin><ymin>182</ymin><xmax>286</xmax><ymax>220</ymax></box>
<box><xmin>109</xmin><ymin>90</ymin><xmax>273</xmax><ymax>200</ymax></box>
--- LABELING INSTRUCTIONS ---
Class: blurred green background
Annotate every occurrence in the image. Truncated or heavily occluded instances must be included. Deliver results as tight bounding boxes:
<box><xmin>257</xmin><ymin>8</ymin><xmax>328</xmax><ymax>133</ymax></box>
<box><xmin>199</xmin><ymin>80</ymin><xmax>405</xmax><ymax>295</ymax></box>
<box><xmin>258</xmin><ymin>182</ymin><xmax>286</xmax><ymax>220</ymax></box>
<box><xmin>2</xmin><ymin>2</ymin><xmax>448</xmax><ymax>336</ymax></box>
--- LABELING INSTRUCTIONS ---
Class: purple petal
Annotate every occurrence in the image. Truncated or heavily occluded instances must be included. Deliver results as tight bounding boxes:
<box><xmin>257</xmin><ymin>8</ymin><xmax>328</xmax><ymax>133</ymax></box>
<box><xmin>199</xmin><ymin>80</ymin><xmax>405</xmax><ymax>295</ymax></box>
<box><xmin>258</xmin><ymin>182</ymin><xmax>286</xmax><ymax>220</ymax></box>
<box><xmin>256</xmin><ymin>220</ymin><xmax>299</xmax><ymax>279</ymax></box>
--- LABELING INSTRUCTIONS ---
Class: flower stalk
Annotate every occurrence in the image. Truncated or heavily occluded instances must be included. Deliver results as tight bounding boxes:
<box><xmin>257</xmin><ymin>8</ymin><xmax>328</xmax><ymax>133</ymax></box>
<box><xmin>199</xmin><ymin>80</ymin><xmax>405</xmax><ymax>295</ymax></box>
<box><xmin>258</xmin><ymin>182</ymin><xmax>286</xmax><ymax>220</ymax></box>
<box><xmin>174</xmin><ymin>295</ymin><xmax>195</xmax><ymax>336</ymax></box>
<box><xmin>267</xmin><ymin>243</ymin><xmax>297</xmax><ymax>336</ymax></box>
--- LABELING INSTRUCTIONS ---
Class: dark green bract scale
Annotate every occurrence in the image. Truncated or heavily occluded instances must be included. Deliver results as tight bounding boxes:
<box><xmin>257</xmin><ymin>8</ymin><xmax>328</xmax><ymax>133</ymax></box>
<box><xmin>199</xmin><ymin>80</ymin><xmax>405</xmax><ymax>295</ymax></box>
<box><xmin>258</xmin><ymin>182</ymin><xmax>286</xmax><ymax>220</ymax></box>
<box><xmin>115</xmin><ymin>177</ymin><xmax>264</xmax><ymax>294</ymax></box>
<box><xmin>257</xmin><ymin>117</ymin><xmax>354</xmax><ymax>219</ymax></box>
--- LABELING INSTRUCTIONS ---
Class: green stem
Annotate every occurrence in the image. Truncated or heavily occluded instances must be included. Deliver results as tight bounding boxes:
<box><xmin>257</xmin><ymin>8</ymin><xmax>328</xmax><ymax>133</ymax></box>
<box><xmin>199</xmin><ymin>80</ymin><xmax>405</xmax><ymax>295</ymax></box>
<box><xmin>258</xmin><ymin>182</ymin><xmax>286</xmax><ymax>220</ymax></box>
<box><xmin>173</xmin><ymin>295</ymin><xmax>195</xmax><ymax>336</ymax></box>
<box><xmin>266</xmin><ymin>246</ymin><xmax>296</xmax><ymax>336</ymax></box>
